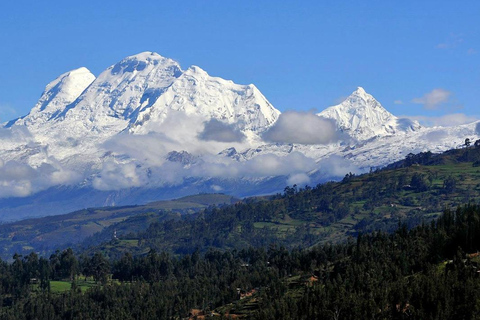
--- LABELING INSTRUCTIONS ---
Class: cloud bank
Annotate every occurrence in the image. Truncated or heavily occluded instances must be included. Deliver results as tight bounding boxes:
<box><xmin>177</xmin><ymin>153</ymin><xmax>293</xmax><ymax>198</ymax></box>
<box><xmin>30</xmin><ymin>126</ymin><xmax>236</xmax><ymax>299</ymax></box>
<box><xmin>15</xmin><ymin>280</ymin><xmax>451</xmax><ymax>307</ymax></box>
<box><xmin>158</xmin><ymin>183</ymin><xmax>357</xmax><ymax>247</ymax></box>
<box><xmin>0</xmin><ymin>160</ymin><xmax>81</xmax><ymax>198</ymax></box>
<box><xmin>198</xmin><ymin>119</ymin><xmax>246</xmax><ymax>142</ymax></box>
<box><xmin>262</xmin><ymin>111</ymin><xmax>340</xmax><ymax>145</ymax></box>
<box><xmin>91</xmin><ymin>149</ymin><xmax>320</xmax><ymax>192</ymax></box>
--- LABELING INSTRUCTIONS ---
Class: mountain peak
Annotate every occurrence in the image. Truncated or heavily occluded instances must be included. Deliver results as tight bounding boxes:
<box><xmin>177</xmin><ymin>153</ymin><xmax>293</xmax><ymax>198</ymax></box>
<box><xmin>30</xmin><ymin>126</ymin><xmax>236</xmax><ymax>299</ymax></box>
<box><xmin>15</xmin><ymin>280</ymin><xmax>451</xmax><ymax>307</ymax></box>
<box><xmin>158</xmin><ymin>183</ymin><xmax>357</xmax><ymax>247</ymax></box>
<box><xmin>119</xmin><ymin>51</ymin><xmax>173</xmax><ymax>64</ymax></box>
<box><xmin>354</xmin><ymin>86</ymin><xmax>367</xmax><ymax>95</ymax></box>
<box><xmin>318</xmin><ymin>87</ymin><xmax>418</xmax><ymax>141</ymax></box>
<box><xmin>344</xmin><ymin>87</ymin><xmax>381</xmax><ymax>107</ymax></box>
<box><xmin>12</xmin><ymin>67</ymin><xmax>95</xmax><ymax>127</ymax></box>
<box><xmin>110</xmin><ymin>51</ymin><xmax>181</xmax><ymax>76</ymax></box>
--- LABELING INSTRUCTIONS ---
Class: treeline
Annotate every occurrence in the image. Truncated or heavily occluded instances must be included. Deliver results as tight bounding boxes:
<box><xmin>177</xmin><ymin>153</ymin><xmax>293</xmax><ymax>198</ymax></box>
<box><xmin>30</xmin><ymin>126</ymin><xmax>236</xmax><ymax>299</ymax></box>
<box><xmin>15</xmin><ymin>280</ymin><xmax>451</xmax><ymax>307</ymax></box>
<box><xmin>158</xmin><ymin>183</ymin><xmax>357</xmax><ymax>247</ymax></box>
<box><xmin>0</xmin><ymin>249</ymin><xmax>110</xmax><ymax>302</ymax></box>
<box><xmin>0</xmin><ymin>246</ymin><xmax>289</xmax><ymax>319</ymax></box>
<box><xmin>2</xmin><ymin>204</ymin><xmax>480</xmax><ymax>318</ymax></box>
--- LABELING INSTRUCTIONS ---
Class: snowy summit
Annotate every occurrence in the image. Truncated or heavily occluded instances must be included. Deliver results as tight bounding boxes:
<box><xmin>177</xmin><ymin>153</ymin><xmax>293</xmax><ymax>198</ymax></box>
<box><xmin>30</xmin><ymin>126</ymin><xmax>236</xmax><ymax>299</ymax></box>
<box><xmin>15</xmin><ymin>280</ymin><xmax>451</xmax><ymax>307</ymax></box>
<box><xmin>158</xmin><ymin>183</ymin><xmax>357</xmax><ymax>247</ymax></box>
<box><xmin>318</xmin><ymin>87</ymin><xmax>421</xmax><ymax>141</ymax></box>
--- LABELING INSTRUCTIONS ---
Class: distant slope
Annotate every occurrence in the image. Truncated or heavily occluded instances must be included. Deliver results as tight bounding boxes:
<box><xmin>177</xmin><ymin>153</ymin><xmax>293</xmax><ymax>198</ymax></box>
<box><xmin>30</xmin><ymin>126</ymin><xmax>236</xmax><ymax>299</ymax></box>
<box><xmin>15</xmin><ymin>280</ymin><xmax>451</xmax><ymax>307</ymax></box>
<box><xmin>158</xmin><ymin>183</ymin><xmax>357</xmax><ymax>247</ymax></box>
<box><xmin>0</xmin><ymin>193</ymin><xmax>238</xmax><ymax>260</ymax></box>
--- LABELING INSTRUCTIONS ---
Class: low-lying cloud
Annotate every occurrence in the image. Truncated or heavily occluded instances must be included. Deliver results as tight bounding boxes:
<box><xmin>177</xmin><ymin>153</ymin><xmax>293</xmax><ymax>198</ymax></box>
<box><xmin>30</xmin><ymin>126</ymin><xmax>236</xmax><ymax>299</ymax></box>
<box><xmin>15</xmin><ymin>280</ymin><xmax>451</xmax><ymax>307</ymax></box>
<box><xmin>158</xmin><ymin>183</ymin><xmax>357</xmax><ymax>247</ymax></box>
<box><xmin>198</xmin><ymin>119</ymin><xmax>246</xmax><ymax>142</ymax></box>
<box><xmin>0</xmin><ymin>110</ymin><xmax>351</xmax><ymax>198</ymax></box>
<box><xmin>0</xmin><ymin>125</ymin><xmax>33</xmax><ymax>142</ymax></box>
<box><xmin>91</xmin><ymin>150</ymin><xmax>319</xmax><ymax>192</ymax></box>
<box><xmin>316</xmin><ymin>155</ymin><xmax>361</xmax><ymax>179</ymax></box>
<box><xmin>262</xmin><ymin>111</ymin><xmax>340</xmax><ymax>144</ymax></box>
<box><xmin>423</xmin><ymin>130</ymin><xmax>448</xmax><ymax>142</ymax></box>
<box><xmin>0</xmin><ymin>160</ymin><xmax>81</xmax><ymax>198</ymax></box>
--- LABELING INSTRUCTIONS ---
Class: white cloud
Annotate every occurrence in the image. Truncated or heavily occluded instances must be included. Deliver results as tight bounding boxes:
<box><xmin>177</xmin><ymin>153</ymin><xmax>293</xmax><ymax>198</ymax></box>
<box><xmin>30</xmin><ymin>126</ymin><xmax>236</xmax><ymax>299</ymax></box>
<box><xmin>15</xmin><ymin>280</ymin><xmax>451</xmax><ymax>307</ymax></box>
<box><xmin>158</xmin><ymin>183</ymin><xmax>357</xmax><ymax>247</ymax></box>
<box><xmin>317</xmin><ymin>155</ymin><xmax>360</xmax><ymax>178</ymax></box>
<box><xmin>211</xmin><ymin>185</ymin><xmax>223</xmax><ymax>192</ymax></box>
<box><xmin>262</xmin><ymin>111</ymin><xmax>340</xmax><ymax>145</ymax></box>
<box><xmin>92</xmin><ymin>161</ymin><xmax>147</xmax><ymax>191</ymax></box>
<box><xmin>0</xmin><ymin>110</ymin><xmax>350</xmax><ymax>197</ymax></box>
<box><xmin>404</xmin><ymin>113</ymin><xmax>478</xmax><ymax>127</ymax></box>
<box><xmin>242</xmin><ymin>152</ymin><xmax>317</xmax><ymax>177</ymax></box>
<box><xmin>91</xmin><ymin>149</ymin><xmax>320</xmax><ymax>192</ymax></box>
<box><xmin>198</xmin><ymin>119</ymin><xmax>246</xmax><ymax>142</ymax></box>
<box><xmin>102</xmin><ymin>133</ymin><xmax>171</xmax><ymax>167</ymax></box>
<box><xmin>422</xmin><ymin>130</ymin><xmax>448</xmax><ymax>142</ymax></box>
<box><xmin>287</xmin><ymin>173</ymin><xmax>311</xmax><ymax>186</ymax></box>
<box><xmin>436</xmin><ymin>33</ymin><xmax>464</xmax><ymax>49</ymax></box>
<box><xmin>0</xmin><ymin>125</ymin><xmax>32</xmax><ymax>142</ymax></box>
<box><xmin>0</xmin><ymin>160</ymin><xmax>82</xmax><ymax>198</ymax></box>
<box><xmin>188</xmin><ymin>151</ymin><xmax>317</xmax><ymax>180</ymax></box>
<box><xmin>412</xmin><ymin>89</ymin><xmax>452</xmax><ymax>110</ymax></box>
<box><xmin>394</xmin><ymin>100</ymin><xmax>403</xmax><ymax>105</ymax></box>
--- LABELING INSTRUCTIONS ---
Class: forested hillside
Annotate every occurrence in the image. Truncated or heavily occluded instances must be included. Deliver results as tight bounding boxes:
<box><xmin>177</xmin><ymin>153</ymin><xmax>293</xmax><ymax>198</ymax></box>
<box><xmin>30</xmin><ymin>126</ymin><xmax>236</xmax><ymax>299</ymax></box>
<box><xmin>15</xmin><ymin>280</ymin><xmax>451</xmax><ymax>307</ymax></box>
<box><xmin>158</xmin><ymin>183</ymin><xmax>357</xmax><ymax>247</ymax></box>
<box><xmin>1</xmin><ymin>205</ymin><xmax>480</xmax><ymax>318</ymax></box>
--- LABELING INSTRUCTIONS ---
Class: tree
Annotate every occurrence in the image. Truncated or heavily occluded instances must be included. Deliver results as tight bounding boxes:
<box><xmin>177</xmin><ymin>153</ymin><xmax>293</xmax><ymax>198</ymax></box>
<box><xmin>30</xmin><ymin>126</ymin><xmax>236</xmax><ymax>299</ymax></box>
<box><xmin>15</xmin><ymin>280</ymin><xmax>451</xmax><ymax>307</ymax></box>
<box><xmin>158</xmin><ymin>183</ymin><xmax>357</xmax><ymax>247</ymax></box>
<box><xmin>59</xmin><ymin>248</ymin><xmax>78</xmax><ymax>280</ymax></box>
<box><xmin>443</xmin><ymin>176</ymin><xmax>457</xmax><ymax>194</ymax></box>
<box><xmin>88</xmin><ymin>252</ymin><xmax>110</xmax><ymax>284</ymax></box>
<box><xmin>410</xmin><ymin>173</ymin><xmax>429</xmax><ymax>192</ymax></box>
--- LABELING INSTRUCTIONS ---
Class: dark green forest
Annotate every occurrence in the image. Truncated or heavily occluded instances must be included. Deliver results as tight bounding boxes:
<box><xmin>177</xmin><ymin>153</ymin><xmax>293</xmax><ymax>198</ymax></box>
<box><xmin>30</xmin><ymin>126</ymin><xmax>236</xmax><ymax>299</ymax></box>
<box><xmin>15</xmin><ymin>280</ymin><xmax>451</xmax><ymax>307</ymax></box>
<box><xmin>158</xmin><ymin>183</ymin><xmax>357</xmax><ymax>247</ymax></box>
<box><xmin>2</xmin><ymin>205</ymin><xmax>480</xmax><ymax>318</ymax></box>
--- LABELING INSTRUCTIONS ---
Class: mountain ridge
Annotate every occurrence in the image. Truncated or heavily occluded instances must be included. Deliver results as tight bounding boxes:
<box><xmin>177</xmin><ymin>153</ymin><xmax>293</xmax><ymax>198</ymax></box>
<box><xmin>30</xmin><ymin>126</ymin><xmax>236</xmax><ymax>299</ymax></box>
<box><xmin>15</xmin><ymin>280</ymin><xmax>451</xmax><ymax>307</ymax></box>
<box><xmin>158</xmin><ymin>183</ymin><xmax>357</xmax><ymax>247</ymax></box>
<box><xmin>0</xmin><ymin>52</ymin><xmax>479</xmax><ymax>221</ymax></box>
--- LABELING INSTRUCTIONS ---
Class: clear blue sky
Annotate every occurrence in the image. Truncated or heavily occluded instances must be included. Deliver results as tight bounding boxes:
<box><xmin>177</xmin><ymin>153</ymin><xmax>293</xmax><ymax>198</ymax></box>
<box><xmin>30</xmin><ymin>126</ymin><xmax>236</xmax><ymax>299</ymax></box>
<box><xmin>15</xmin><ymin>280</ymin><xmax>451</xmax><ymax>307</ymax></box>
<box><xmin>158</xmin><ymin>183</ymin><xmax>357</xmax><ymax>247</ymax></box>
<box><xmin>0</xmin><ymin>1</ymin><xmax>479</xmax><ymax>126</ymax></box>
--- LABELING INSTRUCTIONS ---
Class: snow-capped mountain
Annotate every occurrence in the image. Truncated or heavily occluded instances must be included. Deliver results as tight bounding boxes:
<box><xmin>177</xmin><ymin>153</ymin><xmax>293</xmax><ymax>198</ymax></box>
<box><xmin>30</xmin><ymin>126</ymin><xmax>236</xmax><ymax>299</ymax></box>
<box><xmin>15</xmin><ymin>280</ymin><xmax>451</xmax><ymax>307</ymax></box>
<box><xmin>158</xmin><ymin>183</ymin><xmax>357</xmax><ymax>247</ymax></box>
<box><xmin>3</xmin><ymin>52</ymin><xmax>279</xmax><ymax>166</ymax></box>
<box><xmin>0</xmin><ymin>52</ymin><xmax>478</xmax><ymax>221</ymax></box>
<box><xmin>232</xmin><ymin>87</ymin><xmax>477</xmax><ymax>172</ymax></box>
<box><xmin>318</xmin><ymin>87</ymin><xmax>421</xmax><ymax>141</ymax></box>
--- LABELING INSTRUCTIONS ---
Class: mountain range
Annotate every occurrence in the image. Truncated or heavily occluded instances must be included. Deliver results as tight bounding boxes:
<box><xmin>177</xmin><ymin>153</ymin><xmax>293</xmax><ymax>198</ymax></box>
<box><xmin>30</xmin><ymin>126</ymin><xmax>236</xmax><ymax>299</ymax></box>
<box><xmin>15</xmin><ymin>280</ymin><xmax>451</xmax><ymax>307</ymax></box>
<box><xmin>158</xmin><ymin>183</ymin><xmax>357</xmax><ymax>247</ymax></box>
<box><xmin>0</xmin><ymin>51</ymin><xmax>479</xmax><ymax>221</ymax></box>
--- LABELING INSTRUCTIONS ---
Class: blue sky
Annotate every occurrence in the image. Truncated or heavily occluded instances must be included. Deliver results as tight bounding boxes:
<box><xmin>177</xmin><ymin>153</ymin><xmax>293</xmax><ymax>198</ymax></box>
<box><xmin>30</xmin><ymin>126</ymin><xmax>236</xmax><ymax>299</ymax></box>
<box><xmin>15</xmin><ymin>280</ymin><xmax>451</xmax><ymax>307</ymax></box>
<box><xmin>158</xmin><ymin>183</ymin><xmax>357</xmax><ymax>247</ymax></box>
<box><xmin>0</xmin><ymin>1</ymin><xmax>479</xmax><ymax>126</ymax></box>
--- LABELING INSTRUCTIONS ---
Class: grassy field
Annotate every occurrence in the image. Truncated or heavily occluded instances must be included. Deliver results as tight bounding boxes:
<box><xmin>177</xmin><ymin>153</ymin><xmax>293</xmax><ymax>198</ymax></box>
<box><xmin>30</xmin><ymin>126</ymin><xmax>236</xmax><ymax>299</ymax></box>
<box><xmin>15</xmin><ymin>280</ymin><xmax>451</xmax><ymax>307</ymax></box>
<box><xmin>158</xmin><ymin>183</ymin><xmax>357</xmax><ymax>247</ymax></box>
<box><xmin>50</xmin><ymin>278</ymin><xmax>99</xmax><ymax>293</ymax></box>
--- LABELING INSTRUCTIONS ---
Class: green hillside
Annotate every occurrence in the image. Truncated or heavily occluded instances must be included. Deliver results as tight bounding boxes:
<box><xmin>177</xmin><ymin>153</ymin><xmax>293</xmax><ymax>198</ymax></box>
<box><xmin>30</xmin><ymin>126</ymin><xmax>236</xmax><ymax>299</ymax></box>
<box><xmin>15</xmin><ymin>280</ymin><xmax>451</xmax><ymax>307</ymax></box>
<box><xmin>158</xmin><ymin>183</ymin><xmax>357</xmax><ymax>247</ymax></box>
<box><xmin>0</xmin><ymin>194</ymin><xmax>239</xmax><ymax>260</ymax></box>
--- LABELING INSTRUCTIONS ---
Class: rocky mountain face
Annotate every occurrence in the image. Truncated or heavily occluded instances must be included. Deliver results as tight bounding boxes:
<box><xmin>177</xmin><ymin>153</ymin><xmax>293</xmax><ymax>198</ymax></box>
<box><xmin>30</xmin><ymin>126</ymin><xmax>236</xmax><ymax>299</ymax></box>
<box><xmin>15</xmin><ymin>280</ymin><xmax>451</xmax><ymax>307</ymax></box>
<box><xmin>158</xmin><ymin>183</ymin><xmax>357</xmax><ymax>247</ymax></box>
<box><xmin>0</xmin><ymin>52</ymin><xmax>478</xmax><ymax>221</ymax></box>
